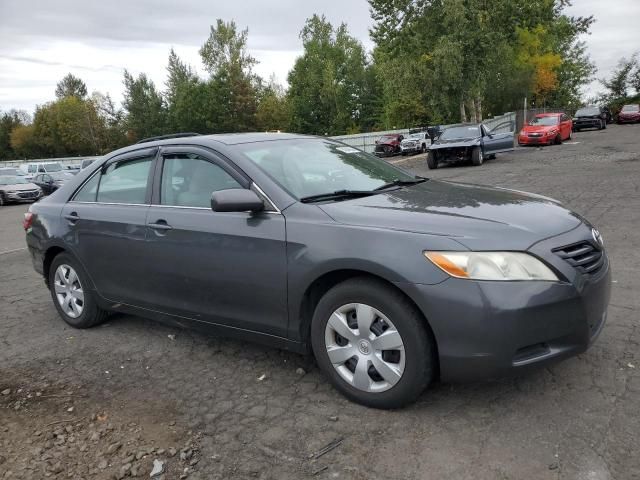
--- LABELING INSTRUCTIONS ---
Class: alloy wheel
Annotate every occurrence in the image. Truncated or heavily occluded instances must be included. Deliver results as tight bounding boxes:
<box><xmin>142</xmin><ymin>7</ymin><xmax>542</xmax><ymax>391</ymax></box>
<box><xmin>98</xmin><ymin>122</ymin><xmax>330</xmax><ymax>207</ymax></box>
<box><xmin>54</xmin><ymin>264</ymin><xmax>84</xmax><ymax>318</ymax></box>
<box><xmin>324</xmin><ymin>303</ymin><xmax>405</xmax><ymax>393</ymax></box>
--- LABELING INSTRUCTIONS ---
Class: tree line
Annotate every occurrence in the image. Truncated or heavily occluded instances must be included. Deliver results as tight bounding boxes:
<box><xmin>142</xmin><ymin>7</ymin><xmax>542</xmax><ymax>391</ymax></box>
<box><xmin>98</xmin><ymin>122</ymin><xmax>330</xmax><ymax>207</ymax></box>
<box><xmin>0</xmin><ymin>0</ymin><xmax>635</xmax><ymax>161</ymax></box>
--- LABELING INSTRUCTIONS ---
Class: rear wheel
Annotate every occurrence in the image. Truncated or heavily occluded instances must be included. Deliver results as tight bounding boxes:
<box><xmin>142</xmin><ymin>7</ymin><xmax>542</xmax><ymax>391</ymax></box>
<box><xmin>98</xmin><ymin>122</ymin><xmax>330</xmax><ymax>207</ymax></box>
<box><xmin>471</xmin><ymin>147</ymin><xmax>483</xmax><ymax>166</ymax></box>
<box><xmin>311</xmin><ymin>277</ymin><xmax>435</xmax><ymax>409</ymax></box>
<box><xmin>49</xmin><ymin>253</ymin><xmax>108</xmax><ymax>329</ymax></box>
<box><xmin>427</xmin><ymin>151</ymin><xmax>438</xmax><ymax>169</ymax></box>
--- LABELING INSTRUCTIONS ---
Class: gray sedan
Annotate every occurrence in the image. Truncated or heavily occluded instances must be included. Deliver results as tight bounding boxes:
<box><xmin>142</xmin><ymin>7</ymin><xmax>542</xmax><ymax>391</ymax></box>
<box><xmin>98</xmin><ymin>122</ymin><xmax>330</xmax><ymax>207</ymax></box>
<box><xmin>24</xmin><ymin>133</ymin><xmax>610</xmax><ymax>408</ymax></box>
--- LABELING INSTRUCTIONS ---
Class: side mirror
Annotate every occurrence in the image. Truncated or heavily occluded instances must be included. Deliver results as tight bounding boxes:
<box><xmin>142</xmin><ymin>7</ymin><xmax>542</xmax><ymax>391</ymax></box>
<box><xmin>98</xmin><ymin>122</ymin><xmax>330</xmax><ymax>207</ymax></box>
<box><xmin>211</xmin><ymin>189</ymin><xmax>264</xmax><ymax>213</ymax></box>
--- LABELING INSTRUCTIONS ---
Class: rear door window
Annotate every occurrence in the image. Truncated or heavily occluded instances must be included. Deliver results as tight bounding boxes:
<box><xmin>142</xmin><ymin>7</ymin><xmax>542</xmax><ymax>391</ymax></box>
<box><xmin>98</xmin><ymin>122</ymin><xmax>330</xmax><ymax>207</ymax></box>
<box><xmin>96</xmin><ymin>156</ymin><xmax>153</xmax><ymax>205</ymax></box>
<box><xmin>73</xmin><ymin>173</ymin><xmax>100</xmax><ymax>202</ymax></box>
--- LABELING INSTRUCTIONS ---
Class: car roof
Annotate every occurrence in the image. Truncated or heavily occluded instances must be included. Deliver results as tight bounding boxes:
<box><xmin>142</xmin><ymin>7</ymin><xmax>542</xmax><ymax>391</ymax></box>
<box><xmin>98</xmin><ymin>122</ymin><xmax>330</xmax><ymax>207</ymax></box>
<box><xmin>105</xmin><ymin>132</ymin><xmax>319</xmax><ymax>159</ymax></box>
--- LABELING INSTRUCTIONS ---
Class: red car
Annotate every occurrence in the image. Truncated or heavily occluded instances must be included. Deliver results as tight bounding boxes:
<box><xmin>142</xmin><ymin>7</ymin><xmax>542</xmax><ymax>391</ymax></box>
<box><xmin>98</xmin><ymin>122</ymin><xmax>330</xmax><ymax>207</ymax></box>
<box><xmin>518</xmin><ymin>113</ymin><xmax>573</xmax><ymax>146</ymax></box>
<box><xmin>374</xmin><ymin>134</ymin><xmax>404</xmax><ymax>156</ymax></box>
<box><xmin>617</xmin><ymin>104</ymin><xmax>640</xmax><ymax>124</ymax></box>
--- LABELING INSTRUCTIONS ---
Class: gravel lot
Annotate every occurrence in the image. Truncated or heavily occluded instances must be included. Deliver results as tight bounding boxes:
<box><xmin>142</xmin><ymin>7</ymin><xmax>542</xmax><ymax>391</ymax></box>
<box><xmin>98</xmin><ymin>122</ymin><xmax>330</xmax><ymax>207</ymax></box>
<box><xmin>1</xmin><ymin>124</ymin><xmax>639</xmax><ymax>480</ymax></box>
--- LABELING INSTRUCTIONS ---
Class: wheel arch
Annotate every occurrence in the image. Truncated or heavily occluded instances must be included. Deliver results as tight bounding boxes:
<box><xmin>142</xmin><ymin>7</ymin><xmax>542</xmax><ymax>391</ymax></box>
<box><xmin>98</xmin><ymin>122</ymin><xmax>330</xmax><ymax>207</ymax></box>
<box><xmin>296</xmin><ymin>268</ymin><xmax>440</xmax><ymax>375</ymax></box>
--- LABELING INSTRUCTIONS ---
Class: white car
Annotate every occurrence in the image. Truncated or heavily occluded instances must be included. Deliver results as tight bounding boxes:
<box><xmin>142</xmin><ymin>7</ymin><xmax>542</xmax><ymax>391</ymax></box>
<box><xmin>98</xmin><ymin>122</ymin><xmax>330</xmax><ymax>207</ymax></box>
<box><xmin>19</xmin><ymin>162</ymin><xmax>64</xmax><ymax>180</ymax></box>
<box><xmin>400</xmin><ymin>132</ymin><xmax>430</xmax><ymax>155</ymax></box>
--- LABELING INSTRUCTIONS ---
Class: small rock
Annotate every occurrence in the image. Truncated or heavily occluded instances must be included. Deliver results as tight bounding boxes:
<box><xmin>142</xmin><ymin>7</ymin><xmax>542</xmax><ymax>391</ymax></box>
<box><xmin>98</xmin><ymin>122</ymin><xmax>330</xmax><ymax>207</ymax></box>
<box><xmin>296</xmin><ymin>368</ymin><xmax>306</xmax><ymax>376</ymax></box>
<box><xmin>67</xmin><ymin>406</ymin><xmax>75</xmax><ymax>413</ymax></box>
<box><xmin>123</xmin><ymin>455</ymin><xmax>135</xmax><ymax>464</ymax></box>
<box><xmin>130</xmin><ymin>463</ymin><xmax>142</xmax><ymax>477</ymax></box>
<box><xmin>107</xmin><ymin>442</ymin><xmax>122</xmax><ymax>455</ymax></box>
<box><xmin>168</xmin><ymin>334</ymin><xmax>176</xmax><ymax>340</ymax></box>
<box><xmin>90</xmin><ymin>432</ymin><xmax>100</xmax><ymax>441</ymax></box>
<box><xmin>329</xmin><ymin>415</ymin><xmax>339</xmax><ymax>422</ymax></box>
<box><xmin>156</xmin><ymin>449</ymin><xmax>165</xmax><ymax>455</ymax></box>
<box><xmin>150</xmin><ymin>459</ymin><xmax>165</xmax><ymax>477</ymax></box>
<box><xmin>257</xmin><ymin>373</ymin><xmax>267</xmax><ymax>381</ymax></box>
<box><xmin>34</xmin><ymin>431</ymin><xmax>42</xmax><ymax>437</ymax></box>
<box><xmin>168</xmin><ymin>421</ymin><xmax>176</xmax><ymax>426</ymax></box>
<box><xmin>135</xmin><ymin>451</ymin><xmax>145</xmax><ymax>460</ymax></box>
<box><xmin>50</xmin><ymin>462</ymin><xmax>63</xmax><ymax>474</ymax></box>
<box><xmin>549</xmin><ymin>463</ymin><xmax>559</xmax><ymax>470</ymax></box>
<box><xmin>1</xmin><ymin>389</ymin><xmax>10</xmax><ymax>396</ymax></box>
<box><xmin>98</xmin><ymin>459</ymin><xmax>108</xmax><ymax>470</ymax></box>
<box><xmin>189</xmin><ymin>457</ymin><xmax>199</xmax><ymax>466</ymax></box>
<box><xmin>180</xmin><ymin>449</ymin><xmax>192</xmax><ymax>461</ymax></box>
<box><xmin>167</xmin><ymin>447</ymin><xmax>177</xmax><ymax>457</ymax></box>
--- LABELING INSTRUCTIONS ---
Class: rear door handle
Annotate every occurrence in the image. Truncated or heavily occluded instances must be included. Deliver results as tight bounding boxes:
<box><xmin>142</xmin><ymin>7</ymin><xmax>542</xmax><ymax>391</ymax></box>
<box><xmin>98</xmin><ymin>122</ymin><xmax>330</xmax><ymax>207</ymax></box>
<box><xmin>64</xmin><ymin>212</ymin><xmax>79</xmax><ymax>224</ymax></box>
<box><xmin>148</xmin><ymin>220</ymin><xmax>173</xmax><ymax>231</ymax></box>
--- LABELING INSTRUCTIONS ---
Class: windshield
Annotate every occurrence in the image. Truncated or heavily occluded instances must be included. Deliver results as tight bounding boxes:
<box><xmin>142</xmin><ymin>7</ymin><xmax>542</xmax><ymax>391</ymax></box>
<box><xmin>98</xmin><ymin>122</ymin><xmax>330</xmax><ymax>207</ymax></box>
<box><xmin>576</xmin><ymin>107</ymin><xmax>600</xmax><ymax>116</ymax></box>
<box><xmin>42</xmin><ymin>163</ymin><xmax>63</xmax><ymax>172</ymax></box>
<box><xmin>439</xmin><ymin>126</ymin><xmax>480</xmax><ymax>140</ymax></box>
<box><xmin>377</xmin><ymin>135</ymin><xmax>397</xmax><ymax>142</ymax></box>
<box><xmin>407</xmin><ymin>133</ymin><xmax>423</xmax><ymax>140</ymax></box>
<box><xmin>529</xmin><ymin>116</ymin><xmax>559</xmax><ymax>126</ymax></box>
<box><xmin>0</xmin><ymin>175</ymin><xmax>28</xmax><ymax>185</ymax></box>
<box><xmin>238</xmin><ymin>139</ymin><xmax>416</xmax><ymax>199</ymax></box>
<box><xmin>50</xmin><ymin>171</ymin><xmax>73</xmax><ymax>180</ymax></box>
<box><xmin>622</xmin><ymin>104</ymin><xmax>639</xmax><ymax>112</ymax></box>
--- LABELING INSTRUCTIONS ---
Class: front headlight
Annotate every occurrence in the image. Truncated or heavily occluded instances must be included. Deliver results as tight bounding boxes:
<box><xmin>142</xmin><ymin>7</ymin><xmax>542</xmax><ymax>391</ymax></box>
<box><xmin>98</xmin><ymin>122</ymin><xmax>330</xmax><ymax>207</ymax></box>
<box><xmin>424</xmin><ymin>251</ymin><xmax>559</xmax><ymax>281</ymax></box>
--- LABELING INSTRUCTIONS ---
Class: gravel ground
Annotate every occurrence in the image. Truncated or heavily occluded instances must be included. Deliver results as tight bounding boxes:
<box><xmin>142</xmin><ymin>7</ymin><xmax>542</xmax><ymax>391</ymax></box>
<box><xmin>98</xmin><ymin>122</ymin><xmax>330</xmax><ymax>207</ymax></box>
<box><xmin>1</xmin><ymin>124</ymin><xmax>639</xmax><ymax>480</ymax></box>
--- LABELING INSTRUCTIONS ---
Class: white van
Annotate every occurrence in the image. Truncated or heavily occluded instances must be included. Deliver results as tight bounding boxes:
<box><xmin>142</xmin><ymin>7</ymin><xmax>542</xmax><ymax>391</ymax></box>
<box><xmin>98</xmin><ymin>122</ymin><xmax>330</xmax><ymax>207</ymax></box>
<box><xmin>19</xmin><ymin>162</ymin><xmax>64</xmax><ymax>180</ymax></box>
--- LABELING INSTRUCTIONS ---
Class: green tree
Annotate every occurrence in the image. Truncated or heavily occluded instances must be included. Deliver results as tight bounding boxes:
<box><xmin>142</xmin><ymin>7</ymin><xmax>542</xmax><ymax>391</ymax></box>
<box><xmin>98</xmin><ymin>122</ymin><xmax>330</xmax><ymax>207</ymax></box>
<box><xmin>0</xmin><ymin>110</ymin><xmax>29</xmax><ymax>159</ymax></box>
<box><xmin>122</xmin><ymin>70</ymin><xmax>167</xmax><ymax>141</ymax></box>
<box><xmin>199</xmin><ymin>19</ymin><xmax>259</xmax><ymax>132</ymax></box>
<box><xmin>256</xmin><ymin>76</ymin><xmax>290</xmax><ymax>131</ymax></box>
<box><xmin>287</xmin><ymin>15</ymin><xmax>372</xmax><ymax>135</ymax></box>
<box><xmin>55</xmin><ymin>73</ymin><xmax>88</xmax><ymax>99</ymax></box>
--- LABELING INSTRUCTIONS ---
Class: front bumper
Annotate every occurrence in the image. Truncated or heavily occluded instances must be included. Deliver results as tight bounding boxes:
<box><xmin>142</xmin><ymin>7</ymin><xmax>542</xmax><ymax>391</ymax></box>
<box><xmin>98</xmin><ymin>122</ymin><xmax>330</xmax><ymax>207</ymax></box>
<box><xmin>5</xmin><ymin>191</ymin><xmax>42</xmax><ymax>201</ymax></box>
<box><xmin>574</xmin><ymin>119</ymin><xmax>601</xmax><ymax>129</ymax></box>
<box><xmin>398</xmin><ymin>226</ymin><xmax>611</xmax><ymax>382</ymax></box>
<box><xmin>518</xmin><ymin>135</ymin><xmax>552</xmax><ymax>145</ymax></box>
<box><xmin>618</xmin><ymin>115</ymin><xmax>640</xmax><ymax>123</ymax></box>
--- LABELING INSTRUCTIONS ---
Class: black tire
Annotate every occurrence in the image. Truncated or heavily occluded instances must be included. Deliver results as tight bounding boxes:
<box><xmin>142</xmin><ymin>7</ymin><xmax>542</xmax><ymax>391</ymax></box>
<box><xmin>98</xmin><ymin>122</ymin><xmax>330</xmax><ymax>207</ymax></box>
<box><xmin>0</xmin><ymin>192</ymin><xmax>5</xmax><ymax>207</ymax></box>
<box><xmin>471</xmin><ymin>146</ymin><xmax>483</xmax><ymax>166</ymax></box>
<box><xmin>421</xmin><ymin>144</ymin><xmax>427</xmax><ymax>154</ymax></box>
<box><xmin>554</xmin><ymin>134</ymin><xmax>562</xmax><ymax>145</ymax></box>
<box><xmin>48</xmin><ymin>252</ymin><xmax>109</xmax><ymax>329</ymax></box>
<box><xmin>310</xmin><ymin>277</ymin><xmax>435</xmax><ymax>409</ymax></box>
<box><xmin>426</xmin><ymin>151</ymin><xmax>438</xmax><ymax>169</ymax></box>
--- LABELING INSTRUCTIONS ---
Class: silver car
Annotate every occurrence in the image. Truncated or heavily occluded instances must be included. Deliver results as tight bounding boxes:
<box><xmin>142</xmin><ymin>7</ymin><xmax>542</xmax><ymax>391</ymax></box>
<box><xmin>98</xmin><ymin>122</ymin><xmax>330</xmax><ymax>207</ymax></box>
<box><xmin>0</xmin><ymin>175</ymin><xmax>42</xmax><ymax>206</ymax></box>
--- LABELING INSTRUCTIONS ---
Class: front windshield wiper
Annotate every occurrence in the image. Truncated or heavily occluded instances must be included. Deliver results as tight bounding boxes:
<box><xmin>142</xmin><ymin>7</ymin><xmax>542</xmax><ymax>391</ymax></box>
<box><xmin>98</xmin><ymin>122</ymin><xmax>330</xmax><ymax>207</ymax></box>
<box><xmin>374</xmin><ymin>176</ymin><xmax>428</xmax><ymax>191</ymax></box>
<box><xmin>299</xmin><ymin>189</ymin><xmax>379</xmax><ymax>204</ymax></box>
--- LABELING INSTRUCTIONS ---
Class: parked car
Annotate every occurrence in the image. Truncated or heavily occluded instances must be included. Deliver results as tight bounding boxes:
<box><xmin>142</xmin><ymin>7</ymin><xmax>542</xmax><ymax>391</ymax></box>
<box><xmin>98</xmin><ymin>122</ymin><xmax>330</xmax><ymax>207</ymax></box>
<box><xmin>374</xmin><ymin>134</ymin><xmax>404</xmax><ymax>157</ymax></box>
<box><xmin>426</xmin><ymin>123</ymin><xmax>514</xmax><ymax>169</ymax></box>
<box><xmin>518</xmin><ymin>113</ymin><xmax>573</xmax><ymax>146</ymax></box>
<box><xmin>81</xmin><ymin>158</ymin><xmax>97</xmax><ymax>170</ymax></box>
<box><xmin>65</xmin><ymin>164</ymin><xmax>81</xmax><ymax>175</ymax></box>
<box><xmin>0</xmin><ymin>175</ymin><xmax>42</xmax><ymax>206</ymax></box>
<box><xmin>0</xmin><ymin>167</ymin><xmax>26</xmax><ymax>177</ymax></box>
<box><xmin>25</xmin><ymin>132</ymin><xmax>610</xmax><ymax>409</ymax></box>
<box><xmin>19</xmin><ymin>162</ymin><xmax>64</xmax><ymax>180</ymax></box>
<box><xmin>617</xmin><ymin>104</ymin><xmax>640</xmax><ymax>124</ymax></box>
<box><xmin>400</xmin><ymin>132</ymin><xmax>430</xmax><ymax>155</ymax></box>
<box><xmin>32</xmin><ymin>171</ymin><xmax>74</xmax><ymax>195</ymax></box>
<box><xmin>573</xmin><ymin>106</ymin><xmax>608</xmax><ymax>131</ymax></box>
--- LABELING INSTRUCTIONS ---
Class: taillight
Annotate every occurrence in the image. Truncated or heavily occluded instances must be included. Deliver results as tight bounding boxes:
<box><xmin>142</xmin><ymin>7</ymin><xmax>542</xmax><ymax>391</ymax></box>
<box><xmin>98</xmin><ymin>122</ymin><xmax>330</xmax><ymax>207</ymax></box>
<box><xmin>23</xmin><ymin>212</ymin><xmax>34</xmax><ymax>231</ymax></box>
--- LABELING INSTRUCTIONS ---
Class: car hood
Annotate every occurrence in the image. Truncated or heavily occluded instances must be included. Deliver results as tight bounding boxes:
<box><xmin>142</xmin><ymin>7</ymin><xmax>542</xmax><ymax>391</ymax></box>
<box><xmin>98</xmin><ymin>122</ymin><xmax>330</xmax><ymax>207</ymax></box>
<box><xmin>317</xmin><ymin>180</ymin><xmax>582</xmax><ymax>250</ymax></box>
<box><xmin>430</xmin><ymin>137</ymin><xmax>480</xmax><ymax>149</ymax></box>
<box><xmin>1</xmin><ymin>182</ymin><xmax>40</xmax><ymax>191</ymax></box>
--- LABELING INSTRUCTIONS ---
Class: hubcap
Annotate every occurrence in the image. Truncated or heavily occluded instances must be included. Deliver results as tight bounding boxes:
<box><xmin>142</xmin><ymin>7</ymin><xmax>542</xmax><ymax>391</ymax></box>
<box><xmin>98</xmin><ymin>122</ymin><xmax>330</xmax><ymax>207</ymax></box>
<box><xmin>54</xmin><ymin>264</ymin><xmax>84</xmax><ymax>318</ymax></box>
<box><xmin>324</xmin><ymin>303</ymin><xmax>405</xmax><ymax>393</ymax></box>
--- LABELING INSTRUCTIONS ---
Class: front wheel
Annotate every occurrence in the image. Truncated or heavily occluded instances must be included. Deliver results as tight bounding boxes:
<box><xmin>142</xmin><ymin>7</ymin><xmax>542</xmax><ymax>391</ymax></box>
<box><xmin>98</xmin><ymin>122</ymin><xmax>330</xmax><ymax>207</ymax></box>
<box><xmin>554</xmin><ymin>134</ymin><xmax>563</xmax><ymax>145</ymax></box>
<box><xmin>471</xmin><ymin>147</ymin><xmax>483</xmax><ymax>166</ymax></box>
<box><xmin>311</xmin><ymin>277</ymin><xmax>435</xmax><ymax>409</ymax></box>
<box><xmin>49</xmin><ymin>253</ymin><xmax>109</xmax><ymax>329</ymax></box>
<box><xmin>426</xmin><ymin>151</ymin><xmax>438</xmax><ymax>169</ymax></box>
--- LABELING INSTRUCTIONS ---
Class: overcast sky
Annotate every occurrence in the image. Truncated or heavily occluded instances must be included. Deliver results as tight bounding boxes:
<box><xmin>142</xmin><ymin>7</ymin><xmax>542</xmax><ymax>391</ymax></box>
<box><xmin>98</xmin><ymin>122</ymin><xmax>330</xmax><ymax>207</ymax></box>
<box><xmin>0</xmin><ymin>0</ymin><xmax>638</xmax><ymax>114</ymax></box>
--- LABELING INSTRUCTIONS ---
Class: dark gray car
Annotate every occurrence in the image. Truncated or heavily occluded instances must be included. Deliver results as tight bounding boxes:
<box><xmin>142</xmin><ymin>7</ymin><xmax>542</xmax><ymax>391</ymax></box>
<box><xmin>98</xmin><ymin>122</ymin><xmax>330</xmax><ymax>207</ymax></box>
<box><xmin>24</xmin><ymin>133</ymin><xmax>610</xmax><ymax>408</ymax></box>
<box><xmin>427</xmin><ymin>123</ymin><xmax>514</xmax><ymax>169</ymax></box>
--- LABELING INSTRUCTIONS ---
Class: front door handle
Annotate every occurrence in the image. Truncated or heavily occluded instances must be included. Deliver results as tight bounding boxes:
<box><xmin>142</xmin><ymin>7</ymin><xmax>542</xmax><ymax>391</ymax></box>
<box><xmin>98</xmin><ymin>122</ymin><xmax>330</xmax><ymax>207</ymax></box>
<box><xmin>64</xmin><ymin>212</ymin><xmax>79</xmax><ymax>225</ymax></box>
<box><xmin>148</xmin><ymin>220</ymin><xmax>173</xmax><ymax>231</ymax></box>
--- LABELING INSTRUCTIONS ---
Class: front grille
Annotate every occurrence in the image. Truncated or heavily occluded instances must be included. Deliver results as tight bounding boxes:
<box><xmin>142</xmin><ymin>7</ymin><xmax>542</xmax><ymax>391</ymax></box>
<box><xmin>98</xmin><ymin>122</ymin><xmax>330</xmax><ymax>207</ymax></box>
<box><xmin>553</xmin><ymin>241</ymin><xmax>604</xmax><ymax>274</ymax></box>
<box><xmin>528</xmin><ymin>133</ymin><xmax>543</xmax><ymax>138</ymax></box>
<box><xmin>18</xmin><ymin>190</ymin><xmax>39</xmax><ymax>199</ymax></box>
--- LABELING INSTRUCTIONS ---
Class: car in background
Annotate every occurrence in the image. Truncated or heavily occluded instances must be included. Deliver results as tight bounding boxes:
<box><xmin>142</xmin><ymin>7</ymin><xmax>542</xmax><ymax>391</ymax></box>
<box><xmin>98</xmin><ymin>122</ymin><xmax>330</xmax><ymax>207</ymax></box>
<box><xmin>374</xmin><ymin>134</ymin><xmax>404</xmax><ymax>157</ymax></box>
<box><xmin>0</xmin><ymin>175</ymin><xmax>42</xmax><ymax>206</ymax></box>
<box><xmin>65</xmin><ymin>164</ymin><xmax>82</xmax><ymax>175</ymax></box>
<box><xmin>81</xmin><ymin>158</ymin><xmax>97</xmax><ymax>170</ymax></box>
<box><xmin>573</xmin><ymin>106</ymin><xmax>607</xmax><ymax>131</ymax></box>
<box><xmin>618</xmin><ymin>104</ymin><xmax>640</xmax><ymax>124</ymax></box>
<box><xmin>19</xmin><ymin>162</ymin><xmax>65</xmax><ymax>180</ymax></box>
<box><xmin>31</xmin><ymin>171</ymin><xmax>74</xmax><ymax>195</ymax></box>
<box><xmin>0</xmin><ymin>167</ymin><xmax>26</xmax><ymax>177</ymax></box>
<box><xmin>400</xmin><ymin>132</ymin><xmax>430</xmax><ymax>155</ymax></box>
<box><xmin>426</xmin><ymin>123</ymin><xmax>514</xmax><ymax>169</ymax></box>
<box><xmin>518</xmin><ymin>113</ymin><xmax>572</xmax><ymax>146</ymax></box>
